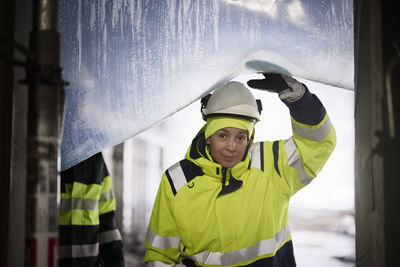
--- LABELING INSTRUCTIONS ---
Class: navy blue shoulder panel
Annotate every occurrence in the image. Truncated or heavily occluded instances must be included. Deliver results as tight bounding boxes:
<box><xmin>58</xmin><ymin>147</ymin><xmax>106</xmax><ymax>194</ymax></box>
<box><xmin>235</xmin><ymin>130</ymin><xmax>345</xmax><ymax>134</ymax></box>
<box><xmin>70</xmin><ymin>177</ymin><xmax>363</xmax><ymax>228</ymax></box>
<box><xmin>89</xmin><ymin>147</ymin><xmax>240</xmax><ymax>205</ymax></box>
<box><xmin>180</xmin><ymin>159</ymin><xmax>204</xmax><ymax>183</ymax></box>
<box><xmin>260</xmin><ymin>141</ymin><xmax>264</xmax><ymax>172</ymax></box>
<box><xmin>285</xmin><ymin>86</ymin><xmax>326</xmax><ymax>126</ymax></box>
<box><xmin>272</xmin><ymin>141</ymin><xmax>281</xmax><ymax>176</ymax></box>
<box><xmin>165</xmin><ymin>159</ymin><xmax>203</xmax><ymax>196</ymax></box>
<box><xmin>165</xmin><ymin>170</ymin><xmax>177</xmax><ymax>195</ymax></box>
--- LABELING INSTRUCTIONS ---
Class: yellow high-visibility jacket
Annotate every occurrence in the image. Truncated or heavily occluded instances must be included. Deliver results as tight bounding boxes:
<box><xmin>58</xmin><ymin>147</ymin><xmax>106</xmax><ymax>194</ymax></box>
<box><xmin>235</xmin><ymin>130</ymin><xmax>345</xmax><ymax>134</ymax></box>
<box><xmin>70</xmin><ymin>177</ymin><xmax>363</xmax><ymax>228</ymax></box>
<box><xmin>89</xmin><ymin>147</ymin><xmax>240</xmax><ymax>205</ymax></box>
<box><xmin>145</xmin><ymin>89</ymin><xmax>336</xmax><ymax>266</ymax></box>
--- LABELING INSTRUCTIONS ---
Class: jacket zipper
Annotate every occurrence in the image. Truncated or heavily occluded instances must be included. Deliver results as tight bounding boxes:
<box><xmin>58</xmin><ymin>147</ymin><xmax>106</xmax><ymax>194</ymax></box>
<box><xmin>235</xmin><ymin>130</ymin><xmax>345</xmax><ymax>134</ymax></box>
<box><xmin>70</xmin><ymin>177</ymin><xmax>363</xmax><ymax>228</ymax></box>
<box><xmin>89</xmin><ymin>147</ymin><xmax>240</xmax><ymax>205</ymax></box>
<box><xmin>221</xmin><ymin>167</ymin><xmax>227</xmax><ymax>188</ymax></box>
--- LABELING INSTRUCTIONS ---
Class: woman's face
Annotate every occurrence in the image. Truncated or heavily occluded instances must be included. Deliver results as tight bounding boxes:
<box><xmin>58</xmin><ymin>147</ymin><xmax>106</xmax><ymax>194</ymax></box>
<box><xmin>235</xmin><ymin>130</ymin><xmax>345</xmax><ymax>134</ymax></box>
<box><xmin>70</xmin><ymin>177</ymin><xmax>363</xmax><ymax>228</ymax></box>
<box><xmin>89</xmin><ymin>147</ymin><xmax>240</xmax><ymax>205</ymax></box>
<box><xmin>206</xmin><ymin>127</ymin><xmax>249</xmax><ymax>168</ymax></box>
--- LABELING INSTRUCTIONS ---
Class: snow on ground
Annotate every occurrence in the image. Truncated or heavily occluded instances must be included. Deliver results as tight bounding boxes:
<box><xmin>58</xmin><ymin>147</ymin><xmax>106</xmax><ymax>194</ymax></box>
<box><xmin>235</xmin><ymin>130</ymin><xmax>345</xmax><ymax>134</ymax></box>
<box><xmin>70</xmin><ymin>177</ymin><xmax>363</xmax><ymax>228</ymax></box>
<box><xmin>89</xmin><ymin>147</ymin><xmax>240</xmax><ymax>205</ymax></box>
<box><xmin>290</xmin><ymin>209</ymin><xmax>355</xmax><ymax>267</ymax></box>
<box><xmin>293</xmin><ymin>229</ymin><xmax>355</xmax><ymax>267</ymax></box>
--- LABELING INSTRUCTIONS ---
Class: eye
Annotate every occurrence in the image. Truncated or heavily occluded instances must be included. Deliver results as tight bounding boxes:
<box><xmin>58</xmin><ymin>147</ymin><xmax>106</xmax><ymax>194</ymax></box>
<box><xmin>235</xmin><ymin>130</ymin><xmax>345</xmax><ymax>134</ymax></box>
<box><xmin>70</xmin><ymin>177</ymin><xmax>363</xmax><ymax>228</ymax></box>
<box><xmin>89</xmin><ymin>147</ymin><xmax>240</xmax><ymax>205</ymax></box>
<box><xmin>218</xmin><ymin>134</ymin><xmax>227</xmax><ymax>139</ymax></box>
<box><xmin>238</xmin><ymin>135</ymin><xmax>248</xmax><ymax>142</ymax></box>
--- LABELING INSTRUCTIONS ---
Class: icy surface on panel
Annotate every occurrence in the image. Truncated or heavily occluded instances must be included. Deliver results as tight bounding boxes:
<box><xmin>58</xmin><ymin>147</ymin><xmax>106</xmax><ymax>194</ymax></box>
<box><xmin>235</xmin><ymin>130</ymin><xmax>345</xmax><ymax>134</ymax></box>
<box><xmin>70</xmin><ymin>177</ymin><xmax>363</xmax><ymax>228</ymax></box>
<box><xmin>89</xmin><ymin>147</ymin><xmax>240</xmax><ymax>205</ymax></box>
<box><xmin>60</xmin><ymin>0</ymin><xmax>353</xmax><ymax>170</ymax></box>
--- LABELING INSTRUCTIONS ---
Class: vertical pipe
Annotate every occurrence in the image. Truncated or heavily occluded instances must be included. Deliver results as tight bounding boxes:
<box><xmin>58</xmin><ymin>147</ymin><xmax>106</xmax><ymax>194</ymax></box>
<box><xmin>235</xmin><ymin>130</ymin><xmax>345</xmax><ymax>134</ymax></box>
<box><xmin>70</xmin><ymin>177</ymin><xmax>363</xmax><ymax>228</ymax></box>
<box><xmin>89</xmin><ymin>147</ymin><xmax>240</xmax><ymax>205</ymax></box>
<box><xmin>25</xmin><ymin>0</ymin><xmax>65</xmax><ymax>266</ymax></box>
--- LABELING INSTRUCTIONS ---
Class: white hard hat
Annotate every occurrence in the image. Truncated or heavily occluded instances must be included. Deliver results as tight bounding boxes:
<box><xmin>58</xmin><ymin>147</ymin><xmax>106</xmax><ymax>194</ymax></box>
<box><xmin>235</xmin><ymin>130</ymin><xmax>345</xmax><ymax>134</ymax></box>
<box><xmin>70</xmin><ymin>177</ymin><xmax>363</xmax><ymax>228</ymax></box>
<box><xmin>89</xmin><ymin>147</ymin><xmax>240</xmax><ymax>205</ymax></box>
<box><xmin>201</xmin><ymin>81</ymin><xmax>262</xmax><ymax>122</ymax></box>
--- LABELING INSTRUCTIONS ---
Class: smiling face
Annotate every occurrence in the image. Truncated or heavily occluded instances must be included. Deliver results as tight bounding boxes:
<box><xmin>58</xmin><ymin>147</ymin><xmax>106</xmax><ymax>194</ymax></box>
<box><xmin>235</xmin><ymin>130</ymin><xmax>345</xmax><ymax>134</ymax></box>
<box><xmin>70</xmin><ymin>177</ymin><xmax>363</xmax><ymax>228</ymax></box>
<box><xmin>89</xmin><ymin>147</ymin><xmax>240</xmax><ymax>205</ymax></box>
<box><xmin>206</xmin><ymin>127</ymin><xmax>249</xmax><ymax>168</ymax></box>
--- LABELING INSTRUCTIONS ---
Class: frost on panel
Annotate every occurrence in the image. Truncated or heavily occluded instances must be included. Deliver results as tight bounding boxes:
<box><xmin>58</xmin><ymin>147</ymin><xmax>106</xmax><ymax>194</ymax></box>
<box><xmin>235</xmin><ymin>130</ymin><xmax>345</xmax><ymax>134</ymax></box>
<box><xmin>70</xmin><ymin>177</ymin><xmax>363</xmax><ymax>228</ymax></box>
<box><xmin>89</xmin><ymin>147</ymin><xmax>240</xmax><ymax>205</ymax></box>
<box><xmin>59</xmin><ymin>0</ymin><xmax>353</xmax><ymax>170</ymax></box>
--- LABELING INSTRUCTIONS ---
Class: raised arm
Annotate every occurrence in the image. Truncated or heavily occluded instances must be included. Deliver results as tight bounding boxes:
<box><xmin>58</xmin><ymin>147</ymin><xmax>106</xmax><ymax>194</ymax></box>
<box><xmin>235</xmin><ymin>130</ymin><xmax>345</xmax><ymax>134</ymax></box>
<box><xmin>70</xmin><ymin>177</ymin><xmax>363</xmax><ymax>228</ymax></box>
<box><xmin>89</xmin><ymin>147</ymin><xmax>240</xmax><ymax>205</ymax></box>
<box><xmin>248</xmin><ymin>73</ymin><xmax>336</xmax><ymax>195</ymax></box>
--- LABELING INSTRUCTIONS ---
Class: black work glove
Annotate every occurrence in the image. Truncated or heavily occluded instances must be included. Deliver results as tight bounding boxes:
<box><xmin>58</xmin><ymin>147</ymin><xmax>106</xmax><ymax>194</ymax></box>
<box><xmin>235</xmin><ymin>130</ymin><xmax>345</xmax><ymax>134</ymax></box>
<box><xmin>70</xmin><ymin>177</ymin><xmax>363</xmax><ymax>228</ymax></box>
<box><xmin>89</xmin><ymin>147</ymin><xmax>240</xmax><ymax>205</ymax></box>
<box><xmin>247</xmin><ymin>73</ymin><xmax>305</xmax><ymax>103</ymax></box>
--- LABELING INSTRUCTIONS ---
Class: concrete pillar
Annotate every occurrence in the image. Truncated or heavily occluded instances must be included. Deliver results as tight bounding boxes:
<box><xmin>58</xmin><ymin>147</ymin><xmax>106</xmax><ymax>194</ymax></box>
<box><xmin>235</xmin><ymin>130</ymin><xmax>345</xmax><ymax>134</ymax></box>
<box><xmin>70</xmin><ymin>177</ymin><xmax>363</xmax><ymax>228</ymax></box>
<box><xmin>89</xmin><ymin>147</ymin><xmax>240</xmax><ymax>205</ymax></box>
<box><xmin>0</xmin><ymin>0</ymin><xmax>30</xmax><ymax>266</ymax></box>
<box><xmin>354</xmin><ymin>0</ymin><xmax>400</xmax><ymax>266</ymax></box>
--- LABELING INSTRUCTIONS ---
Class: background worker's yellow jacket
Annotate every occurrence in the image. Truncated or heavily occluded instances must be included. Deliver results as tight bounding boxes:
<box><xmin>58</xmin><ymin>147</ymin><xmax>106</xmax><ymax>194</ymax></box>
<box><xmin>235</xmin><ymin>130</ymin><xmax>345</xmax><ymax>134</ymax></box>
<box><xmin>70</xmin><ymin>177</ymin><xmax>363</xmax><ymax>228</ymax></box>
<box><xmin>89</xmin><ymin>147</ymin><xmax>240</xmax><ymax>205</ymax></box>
<box><xmin>145</xmin><ymin>89</ymin><xmax>336</xmax><ymax>266</ymax></box>
<box><xmin>59</xmin><ymin>153</ymin><xmax>124</xmax><ymax>267</ymax></box>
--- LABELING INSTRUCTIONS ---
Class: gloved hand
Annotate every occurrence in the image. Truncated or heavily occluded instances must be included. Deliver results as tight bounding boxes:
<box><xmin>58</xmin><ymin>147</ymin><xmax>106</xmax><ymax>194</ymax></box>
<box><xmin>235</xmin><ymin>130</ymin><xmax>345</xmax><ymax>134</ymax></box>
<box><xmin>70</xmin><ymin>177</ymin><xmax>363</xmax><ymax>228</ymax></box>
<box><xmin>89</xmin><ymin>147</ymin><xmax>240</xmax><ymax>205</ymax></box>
<box><xmin>247</xmin><ymin>73</ymin><xmax>305</xmax><ymax>103</ymax></box>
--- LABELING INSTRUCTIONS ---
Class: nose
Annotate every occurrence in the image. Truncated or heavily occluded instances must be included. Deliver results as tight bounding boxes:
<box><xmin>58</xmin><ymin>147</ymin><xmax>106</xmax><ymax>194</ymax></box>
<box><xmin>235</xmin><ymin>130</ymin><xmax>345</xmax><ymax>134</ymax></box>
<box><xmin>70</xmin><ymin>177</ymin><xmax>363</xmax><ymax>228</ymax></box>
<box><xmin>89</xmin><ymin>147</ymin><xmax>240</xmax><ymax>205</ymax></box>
<box><xmin>226</xmin><ymin>138</ymin><xmax>236</xmax><ymax>151</ymax></box>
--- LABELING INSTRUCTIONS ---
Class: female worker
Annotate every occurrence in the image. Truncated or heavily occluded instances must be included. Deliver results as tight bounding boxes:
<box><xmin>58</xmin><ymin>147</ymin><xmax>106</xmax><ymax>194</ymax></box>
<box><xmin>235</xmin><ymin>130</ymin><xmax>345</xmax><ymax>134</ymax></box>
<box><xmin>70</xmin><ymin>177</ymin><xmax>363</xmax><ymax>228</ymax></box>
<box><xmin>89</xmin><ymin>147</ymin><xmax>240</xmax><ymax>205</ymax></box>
<box><xmin>144</xmin><ymin>73</ymin><xmax>336</xmax><ymax>266</ymax></box>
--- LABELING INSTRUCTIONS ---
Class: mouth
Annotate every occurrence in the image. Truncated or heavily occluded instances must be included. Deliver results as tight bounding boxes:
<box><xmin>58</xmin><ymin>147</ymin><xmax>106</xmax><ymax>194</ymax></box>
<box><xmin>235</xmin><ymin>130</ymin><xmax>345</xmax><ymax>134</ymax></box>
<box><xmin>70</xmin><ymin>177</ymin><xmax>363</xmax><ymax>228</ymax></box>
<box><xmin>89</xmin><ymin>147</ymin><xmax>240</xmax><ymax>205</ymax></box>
<box><xmin>223</xmin><ymin>155</ymin><xmax>237</xmax><ymax>162</ymax></box>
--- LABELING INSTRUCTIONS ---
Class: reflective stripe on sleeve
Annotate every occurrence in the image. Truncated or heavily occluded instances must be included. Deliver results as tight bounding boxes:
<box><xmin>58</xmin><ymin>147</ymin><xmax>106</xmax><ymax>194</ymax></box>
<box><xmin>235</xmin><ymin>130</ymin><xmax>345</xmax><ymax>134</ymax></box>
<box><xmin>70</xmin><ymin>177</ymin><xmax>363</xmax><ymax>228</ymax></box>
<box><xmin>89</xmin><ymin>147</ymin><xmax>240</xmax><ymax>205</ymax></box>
<box><xmin>99</xmin><ymin>188</ymin><xmax>116</xmax><ymax>214</ymax></box>
<box><xmin>58</xmin><ymin>243</ymin><xmax>99</xmax><ymax>259</ymax></box>
<box><xmin>99</xmin><ymin>229</ymin><xmax>122</xmax><ymax>244</ymax></box>
<box><xmin>291</xmin><ymin>114</ymin><xmax>333</xmax><ymax>141</ymax></box>
<box><xmin>59</xmin><ymin>198</ymin><xmax>98</xmax><ymax>211</ymax></box>
<box><xmin>100</xmin><ymin>189</ymin><xmax>115</xmax><ymax>202</ymax></box>
<box><xmin>284</xmin><ymin>137</ymin><xmax>313</xmax><ymax>185</ymax></box>
<box><xmin>167</xmin><ymin>162</ymin><xmax>188</xmax><ymax>193</ymax></box>
<box><xmin>185</xmin><ymin>226</ymin><xmax>291</xmax><ymax>265</ymax></box>
<box><xmin>146</xmin><ymin>228</ymin><xmax>181</xmax><ymax>250</ymax></box>
<box><xmin>250</xmin><ymin>142</ymin><xmax>263</xmax><ymax>171</ymax></box>
<box><xmin>147</xmin><ymin>261</ymin><xmax>175</xmax><ymax>267</ymax></box>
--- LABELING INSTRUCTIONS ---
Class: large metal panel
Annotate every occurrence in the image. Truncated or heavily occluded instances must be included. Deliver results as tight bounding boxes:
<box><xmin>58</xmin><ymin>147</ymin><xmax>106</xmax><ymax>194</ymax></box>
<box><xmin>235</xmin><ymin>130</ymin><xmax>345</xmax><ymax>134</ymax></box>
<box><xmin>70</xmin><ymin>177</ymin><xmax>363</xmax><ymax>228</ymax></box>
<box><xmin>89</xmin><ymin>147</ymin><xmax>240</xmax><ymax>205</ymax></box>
<box><xmin>59</xmin><ymin>0</ymin><xmax>354</xmax><ymax>170</ymax></box>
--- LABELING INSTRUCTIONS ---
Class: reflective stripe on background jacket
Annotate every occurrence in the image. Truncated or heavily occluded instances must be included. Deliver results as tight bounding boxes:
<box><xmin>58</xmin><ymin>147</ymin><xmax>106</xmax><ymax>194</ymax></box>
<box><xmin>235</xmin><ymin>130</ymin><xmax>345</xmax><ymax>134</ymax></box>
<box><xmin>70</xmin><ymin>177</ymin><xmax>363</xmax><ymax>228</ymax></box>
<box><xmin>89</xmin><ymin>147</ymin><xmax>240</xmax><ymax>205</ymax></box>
<box><xmin>59</xmin><ymin>152</ymin><xmax>125</xmax><ymax>267</ymax></box>
<box><xmin>145</xmin><ymin>88</ymin><xmax>336</xmax><ymax>266</ymax></box>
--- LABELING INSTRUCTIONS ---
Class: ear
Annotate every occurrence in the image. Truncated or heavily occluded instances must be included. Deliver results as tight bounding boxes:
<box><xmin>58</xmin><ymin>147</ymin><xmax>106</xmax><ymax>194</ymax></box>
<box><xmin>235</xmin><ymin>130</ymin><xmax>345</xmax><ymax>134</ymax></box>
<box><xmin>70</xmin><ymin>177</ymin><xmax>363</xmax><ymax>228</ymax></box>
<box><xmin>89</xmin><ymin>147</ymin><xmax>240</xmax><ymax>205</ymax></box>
<box><xmin>206</xmin><ymin>137</ymin><xmax>210</xmax><ymax>144</ymax></box>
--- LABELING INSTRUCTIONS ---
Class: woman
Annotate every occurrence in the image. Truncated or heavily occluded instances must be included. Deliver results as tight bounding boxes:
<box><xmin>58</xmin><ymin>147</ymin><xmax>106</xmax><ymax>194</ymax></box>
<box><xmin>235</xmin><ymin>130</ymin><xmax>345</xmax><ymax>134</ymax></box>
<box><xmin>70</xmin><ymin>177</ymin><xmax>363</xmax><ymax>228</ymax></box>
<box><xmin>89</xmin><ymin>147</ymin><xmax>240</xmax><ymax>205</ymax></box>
<box><xmin>144</xmin><ymin>73</ymin><xmax>336</xmax><ymax>266</ymax></box>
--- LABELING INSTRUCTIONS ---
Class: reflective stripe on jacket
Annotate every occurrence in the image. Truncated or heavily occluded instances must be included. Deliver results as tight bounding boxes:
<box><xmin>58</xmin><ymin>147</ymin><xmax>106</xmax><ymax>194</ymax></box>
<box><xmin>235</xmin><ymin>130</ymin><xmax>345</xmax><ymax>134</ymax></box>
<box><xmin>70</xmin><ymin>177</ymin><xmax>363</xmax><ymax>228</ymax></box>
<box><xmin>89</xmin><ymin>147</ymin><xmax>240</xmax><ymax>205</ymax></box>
<box><xmin>59</xmin><ymin>152</ymin><xmax>124</xmax><ymax>267</ymax></box>
<box><xmin>145</xmin><ymin>88</ymin><xmax>336</xmax><ymax>266</ymax></box>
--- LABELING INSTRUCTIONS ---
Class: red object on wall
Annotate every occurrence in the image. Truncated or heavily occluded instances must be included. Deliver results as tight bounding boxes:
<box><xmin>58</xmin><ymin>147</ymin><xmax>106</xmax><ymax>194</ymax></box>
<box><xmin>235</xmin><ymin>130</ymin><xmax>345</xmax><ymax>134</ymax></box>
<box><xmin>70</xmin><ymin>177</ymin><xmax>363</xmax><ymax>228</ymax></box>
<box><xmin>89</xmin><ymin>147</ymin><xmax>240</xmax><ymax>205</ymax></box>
<box><xmin>26</xmin><ymin>238</ymin><xmax>37</xmax><ymax>267</ymax></box>
<box><xmin>48</xmin><ymin>238</ymin><xmax>57</xmax><ymax>267</ymax></box>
